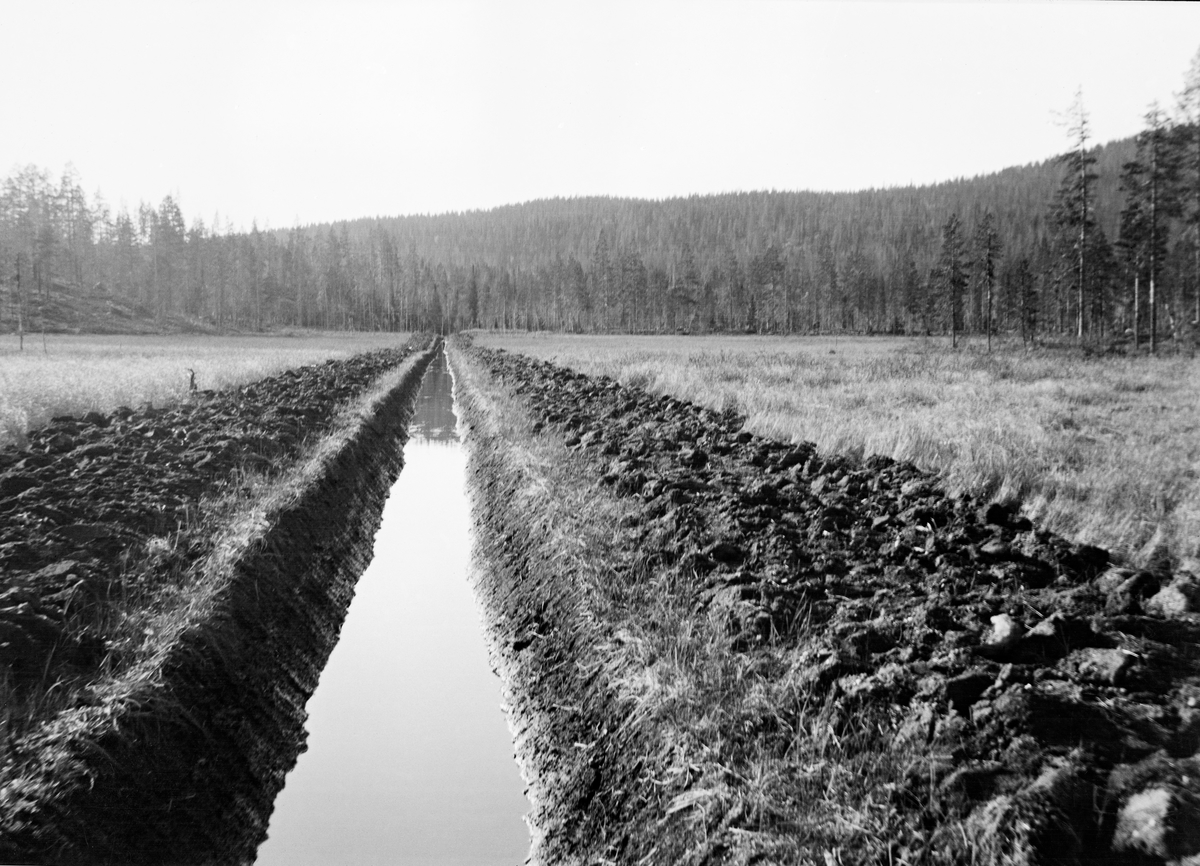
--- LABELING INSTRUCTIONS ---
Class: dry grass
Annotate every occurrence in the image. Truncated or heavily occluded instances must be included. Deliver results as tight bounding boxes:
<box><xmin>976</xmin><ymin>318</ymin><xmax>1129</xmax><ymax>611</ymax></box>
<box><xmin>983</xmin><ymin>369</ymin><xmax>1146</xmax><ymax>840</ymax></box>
<box><xmin>598</xmin><ymin>570</ymin><xmax>913</xmax><ymax>863</ymax></box>
<box><xmin>475</xmin><ymin>331</ymin><xmax>1200</xmax><ymax>568</ymax></box>
<box><xmin>0</xmin><ymin>331</ymin><xmax>412</xmax><ymax>448</ymax></box>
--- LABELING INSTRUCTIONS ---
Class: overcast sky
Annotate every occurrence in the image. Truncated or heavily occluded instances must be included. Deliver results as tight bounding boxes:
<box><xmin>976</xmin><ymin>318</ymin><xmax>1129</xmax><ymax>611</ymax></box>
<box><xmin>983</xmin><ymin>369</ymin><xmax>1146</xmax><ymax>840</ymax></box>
<box><xmin>3</xmin><ymin>1</ymin><xmax>1199</xmax><ymax>230</ymax></box>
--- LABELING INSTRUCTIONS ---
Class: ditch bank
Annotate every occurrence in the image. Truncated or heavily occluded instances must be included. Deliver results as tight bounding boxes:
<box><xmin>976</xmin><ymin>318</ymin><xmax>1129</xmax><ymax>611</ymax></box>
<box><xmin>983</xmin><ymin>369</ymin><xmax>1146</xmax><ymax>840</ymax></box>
<box><xmin>0</xmin><ymin>335</ymin><xmax>438</xmax><ymax>864</ymax></box>
<box><xmin>451</xmin><ymin>336</ymin><xmax>1200</xmax><ymax>866</ymax></box>
<box><xmin>449</xmin><ymin>341</ymin><xmax>662</xmax><ymax>866</ymax></box>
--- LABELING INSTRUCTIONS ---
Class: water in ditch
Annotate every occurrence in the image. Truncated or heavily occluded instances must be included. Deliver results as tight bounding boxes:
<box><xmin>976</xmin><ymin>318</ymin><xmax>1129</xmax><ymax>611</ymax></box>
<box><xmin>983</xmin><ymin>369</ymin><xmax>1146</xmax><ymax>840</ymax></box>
<box><xmin>255</xmin><ymin>352</ymin><xmax>529</xmax><ymax>866</ymax></box>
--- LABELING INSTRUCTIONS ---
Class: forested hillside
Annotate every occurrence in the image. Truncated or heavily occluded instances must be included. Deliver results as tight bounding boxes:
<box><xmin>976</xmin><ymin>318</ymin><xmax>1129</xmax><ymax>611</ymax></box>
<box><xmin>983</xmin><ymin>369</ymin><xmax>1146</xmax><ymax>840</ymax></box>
<box><xmin>4</xmin><ymin>68</ymin><xmax>1200</xmax><ymax>347</ymax></box>
<box><xmin>327</xmin><ymin>137</ymin><xmax>1140</xmax><ymax>337</ymax></box>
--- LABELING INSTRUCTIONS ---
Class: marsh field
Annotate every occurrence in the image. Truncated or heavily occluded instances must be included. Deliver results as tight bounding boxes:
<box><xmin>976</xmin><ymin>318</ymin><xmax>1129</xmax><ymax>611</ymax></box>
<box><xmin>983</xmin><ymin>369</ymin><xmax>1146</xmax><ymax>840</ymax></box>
<box><xmin>477</xmin><ymin>332</ymin><xmax>1200</xmax><ymax>570</ymax></box>
<box><xmin>0</xmin><ymin>331</ymin><xmax>413</xmax><ymax>449</ymax></box>
<box><xmin>3</xmin><ymin>328</ymin><xmax>1200</xmax><ymax>863</ymax></box>
<box><xmin>5</xmin><ymin>328</ymin><xmax>1196</xmax><ymax>569</ymax></box>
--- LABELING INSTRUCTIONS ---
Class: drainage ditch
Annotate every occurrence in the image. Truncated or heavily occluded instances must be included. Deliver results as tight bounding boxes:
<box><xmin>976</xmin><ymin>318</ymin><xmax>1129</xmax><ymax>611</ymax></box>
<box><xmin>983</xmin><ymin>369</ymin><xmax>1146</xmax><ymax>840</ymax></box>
<box><xmin>256</xmin><ymin>351</ymin><xmax>530</xmax><ymax>866</ymax></box>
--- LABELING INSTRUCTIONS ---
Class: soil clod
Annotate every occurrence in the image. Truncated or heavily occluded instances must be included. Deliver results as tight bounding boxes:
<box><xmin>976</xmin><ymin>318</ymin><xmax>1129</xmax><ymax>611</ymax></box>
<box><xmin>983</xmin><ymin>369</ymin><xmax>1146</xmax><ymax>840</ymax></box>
<box><xmin>459</xmin><ymin>340</ymin><xmax>1200</xmax><ymax>865</ymax></box>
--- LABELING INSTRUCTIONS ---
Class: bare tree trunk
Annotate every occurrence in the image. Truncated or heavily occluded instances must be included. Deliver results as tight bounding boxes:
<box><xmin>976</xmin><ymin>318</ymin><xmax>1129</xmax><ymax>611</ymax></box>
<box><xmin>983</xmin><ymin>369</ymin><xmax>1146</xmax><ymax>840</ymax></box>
<box><xmin>1150</xmin><ymin>162</ymin><xmax>1158</xmax><ymax>355</ymax></box>
<box><xmin>1077</xmin><ymin>224</ymin><xmax>1085</xmax><ymax>342</ymax></box>
<box><xmin>986</xmin><ymin>278</ymin><xmax>993</xmax><ymax>353</ymax></box>
<box><xmin>1150</xmin><ymin>271</ymin><xmax>1157</xmax><ymax>355</ymax></box>
<box><xmin>1133</xmin><ymin>272</ymin><xmax>1140</xmax><ymax>352</ymax></box>
<box><xmin>1149</xmin><ymin>126</ymin><xmax>1163</xmax><ymax>355</ymax></box>
<box><xmin>1070</xmin><ymin>93</ymin><xmax>1090</xmax><ymax>345</ymax></box>
<box><xmin>17</xmin><ymin>254</ymin><xmax>24</xmax><ymax>351</ymax></box>
<box><xmin>1191</xmin><ymin>225</ymin><xmax>1200</xmax><ymax>357</ymax></box>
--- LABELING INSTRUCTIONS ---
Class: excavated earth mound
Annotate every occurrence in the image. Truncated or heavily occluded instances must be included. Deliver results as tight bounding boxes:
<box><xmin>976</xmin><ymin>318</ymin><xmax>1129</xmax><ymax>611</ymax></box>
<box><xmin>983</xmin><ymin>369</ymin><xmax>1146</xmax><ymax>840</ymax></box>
<box><xmin>467</xmin><ymin>343</ymin><xmax>1200</xmax><ymax>865</ymax></box>
<box><xmin>0</xmin><ymin>337</ymin><xmax>435</xmax><ymax>864</ymax></box>
<box><xmin>0</xmin><ymin>347</ymin><xmax>415</xmax><ymax>689</ymax></box>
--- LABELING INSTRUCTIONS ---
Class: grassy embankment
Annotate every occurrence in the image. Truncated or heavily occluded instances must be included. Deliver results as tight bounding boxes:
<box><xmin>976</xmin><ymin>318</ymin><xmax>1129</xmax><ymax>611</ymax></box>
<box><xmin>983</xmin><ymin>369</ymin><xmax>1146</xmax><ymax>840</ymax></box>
<box><xmin>449</xmin><ymin>341</ymin><xmax>656</xmax><ymax>862</ymax></box>
<box><xmin>477</xmin><ymin>332</ymin><xmax>1200</xmax><ymax>568</ymax></box>
<box><xmin>450</xmin><ymin>338</ymin><xmax>923</xmax><ymax>864</ymax></box>
<box><xmin>0</xmin><ymin>332</ymin><xmax>412</xmax><ymax>448</ymax></box>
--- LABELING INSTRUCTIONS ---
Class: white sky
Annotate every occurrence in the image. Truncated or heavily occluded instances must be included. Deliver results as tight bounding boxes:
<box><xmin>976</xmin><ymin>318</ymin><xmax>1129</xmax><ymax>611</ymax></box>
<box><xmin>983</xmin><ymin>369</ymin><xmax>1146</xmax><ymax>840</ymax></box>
<box><xmin>3</xmin><ymin>1</ymin><xmax>1199</xmax><ymax>230</ymax></box>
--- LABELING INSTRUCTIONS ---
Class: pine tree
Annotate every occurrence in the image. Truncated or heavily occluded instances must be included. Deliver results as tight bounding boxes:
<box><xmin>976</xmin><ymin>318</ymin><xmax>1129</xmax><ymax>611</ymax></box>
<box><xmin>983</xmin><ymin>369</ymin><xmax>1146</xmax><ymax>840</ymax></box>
<box><xmin>466</xmin><ymin>265</ymin><xmax>480</xmax><ymax>327</ymax></box>
<box><xmin>974</xmin><ymin>211</ymin><xmax>1002</xmax><ymax>351</ymax></box>
<box><xmin>155</xmin><ymin>195</ymin><xmax>187</xmax><ymax>320</ymax></box>
<box><xmin>1119</xmin><ymin>165</ymin><xmax>1150</xmax><ymax>349</ymax></box>
<box><xmin>936</xmin><ymin>214</ymin><xmax>969</xmax><ymax>347</ymax></box>
<box><xmin>676</xmin><ymin>241</ymin><xmax>702</xmax><ymax>332</ymax></box>
<box><xmin>1177</xmin><ymin>46</ymin><xmax>1200</xmax><ymax>346</ymax></box>
<box><xmin>899</xmin><ymin>252</ymin><xmax>923</xmax><ymax>334</ymax></box>
<box><xmin>1120</xmin><ymin>102</ymin><xmax>1184</xmax><ymax>353</ymax></box>
<box><xmin>1008</xmin><ymin>257</ymin><xmax>1038</xmax><ymax>347</ymax></box>
<box><xmin>589</xmin><ymin>229</ymin><xmax>612</xmax><ymax>331</ymax></box>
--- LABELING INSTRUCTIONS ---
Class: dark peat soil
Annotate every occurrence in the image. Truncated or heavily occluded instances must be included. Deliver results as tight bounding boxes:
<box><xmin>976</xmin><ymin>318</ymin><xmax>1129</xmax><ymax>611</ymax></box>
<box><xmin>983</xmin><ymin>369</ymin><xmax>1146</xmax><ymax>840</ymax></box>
<box><xmin>0</xmin><ymin>346</ymin><xmax>417</xmax><ymax>693</ymax></box>
<box><xmin>472</xmin><ymin>343</ymin><xmax>1200</xmax><ymax>865</ymax></box>
<box><xmin>0</xmin><ymin>339</ymin><xmax>433</xmax><ymax>864</ymax></box>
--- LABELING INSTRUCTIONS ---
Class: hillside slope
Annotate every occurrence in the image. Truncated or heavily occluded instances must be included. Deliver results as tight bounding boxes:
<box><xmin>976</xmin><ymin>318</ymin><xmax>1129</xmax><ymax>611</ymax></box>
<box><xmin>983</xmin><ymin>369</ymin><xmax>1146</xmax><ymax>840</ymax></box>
<box><xmin>0</xmin><ymin>281</ymin><xmax>220</xmax><ymax>336</ymax></box>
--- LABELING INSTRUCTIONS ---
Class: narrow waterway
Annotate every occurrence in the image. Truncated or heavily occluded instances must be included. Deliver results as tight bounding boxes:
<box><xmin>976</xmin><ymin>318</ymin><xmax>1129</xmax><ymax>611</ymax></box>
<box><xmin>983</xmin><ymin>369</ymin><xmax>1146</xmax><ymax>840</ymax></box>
<box><xmin>255</xmin><ymin>352</ymin><xmax>529</xmax><ymax>866</ymax></box>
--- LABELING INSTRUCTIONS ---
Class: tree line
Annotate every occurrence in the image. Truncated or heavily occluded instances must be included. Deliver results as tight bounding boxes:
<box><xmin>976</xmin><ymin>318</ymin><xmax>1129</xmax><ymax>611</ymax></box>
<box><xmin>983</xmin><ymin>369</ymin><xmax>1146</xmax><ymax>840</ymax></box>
<box><xmin>3</xmin><ymin>48</ymin><xmax>1198</xmax><ymax>349</ymax></box>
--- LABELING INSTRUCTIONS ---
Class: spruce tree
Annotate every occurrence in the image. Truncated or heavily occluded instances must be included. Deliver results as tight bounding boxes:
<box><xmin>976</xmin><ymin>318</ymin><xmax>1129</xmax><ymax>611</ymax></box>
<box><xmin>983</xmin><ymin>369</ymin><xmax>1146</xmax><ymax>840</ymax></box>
<box><xmin>1050</xmin><ymin>89</ymin><xmax>1099</xmax><ymax>342</ymax></box>
<box><xmin>936</xmin><ymin>214</ymin><xmax>968</xmax><ymax>348</ymax></box>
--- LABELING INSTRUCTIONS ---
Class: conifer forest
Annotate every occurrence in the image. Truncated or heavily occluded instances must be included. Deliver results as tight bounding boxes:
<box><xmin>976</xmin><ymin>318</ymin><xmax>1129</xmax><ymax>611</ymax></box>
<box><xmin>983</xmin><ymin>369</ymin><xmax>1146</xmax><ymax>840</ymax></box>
<box><xmin>3</xmin><ymin>53</ymin><xmax>1200</xmax><ymax>350</ymax></box>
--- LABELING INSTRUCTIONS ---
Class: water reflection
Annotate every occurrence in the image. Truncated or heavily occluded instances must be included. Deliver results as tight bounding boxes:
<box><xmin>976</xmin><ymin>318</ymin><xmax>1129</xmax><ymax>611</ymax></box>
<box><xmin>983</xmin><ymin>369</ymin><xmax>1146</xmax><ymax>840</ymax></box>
<box><xmin>408</xmin><ymin>353</ymin><xmax>458</xmax><ymax>444</ymax></box>
<box><xmin>255</xmin><ymin>352</ymin><xmax>528</xmax><ymax>866</ymax></box>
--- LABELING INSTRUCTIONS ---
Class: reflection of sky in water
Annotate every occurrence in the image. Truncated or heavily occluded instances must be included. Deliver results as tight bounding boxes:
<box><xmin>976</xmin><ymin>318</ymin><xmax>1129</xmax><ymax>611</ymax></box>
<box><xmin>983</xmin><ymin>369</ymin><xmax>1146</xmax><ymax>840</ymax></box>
<box><xmin>408</xmin><ymin>353</ymin><xmax>459</xmax><ymax>444</ymax></box>
<box><xmin>256</xmin><ymin>353</ymin><xmax>528</xmax><ymax>866</ymax></box>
